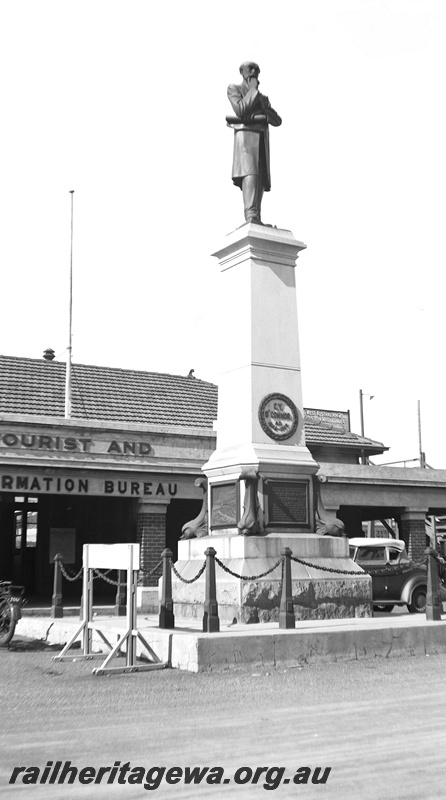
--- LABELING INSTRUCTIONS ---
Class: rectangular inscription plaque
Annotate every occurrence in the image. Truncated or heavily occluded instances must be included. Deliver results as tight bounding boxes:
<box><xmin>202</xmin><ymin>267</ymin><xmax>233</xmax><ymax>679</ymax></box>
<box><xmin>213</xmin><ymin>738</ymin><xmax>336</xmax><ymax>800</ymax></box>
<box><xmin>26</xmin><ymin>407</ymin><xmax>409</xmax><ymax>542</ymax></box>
<box><xmin>267</xmin><ymin>481</ymin><xmax>309</xmax><ymax>526</ymax></box>
<box><xmin>211</xmin><ymin>482</ymin><xmax>238</xmax><ymax>528</ymax></box>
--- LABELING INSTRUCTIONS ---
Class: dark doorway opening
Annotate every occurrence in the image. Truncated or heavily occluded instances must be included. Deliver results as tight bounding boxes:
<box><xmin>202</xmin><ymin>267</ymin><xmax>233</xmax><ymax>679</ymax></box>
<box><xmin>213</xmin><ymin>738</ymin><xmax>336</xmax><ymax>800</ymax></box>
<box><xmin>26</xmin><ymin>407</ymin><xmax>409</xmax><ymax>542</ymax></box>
<box><xmin>12</xmin><ymin>495</ymin><xmax>39</xmax><ymax>592</ymax></box>
<box><xmin>0</xmin><ymin>492</ymin><xmax>136</xmax><ymax>602</ymax></box>
<box><xmin>166</xmin><ymin>498</ymin><xmax>203</xmax><ymax>560</ymax></box>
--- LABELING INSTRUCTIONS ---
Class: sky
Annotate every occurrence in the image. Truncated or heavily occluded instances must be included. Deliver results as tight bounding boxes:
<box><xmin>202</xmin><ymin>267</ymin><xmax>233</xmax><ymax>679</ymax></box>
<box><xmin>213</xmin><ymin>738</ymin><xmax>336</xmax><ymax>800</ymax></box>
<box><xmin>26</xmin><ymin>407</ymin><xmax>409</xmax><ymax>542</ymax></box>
<box><xmin>1</xmin><ymin>0</ymin><xmax>445</xmax><ymax>468</ymax></box>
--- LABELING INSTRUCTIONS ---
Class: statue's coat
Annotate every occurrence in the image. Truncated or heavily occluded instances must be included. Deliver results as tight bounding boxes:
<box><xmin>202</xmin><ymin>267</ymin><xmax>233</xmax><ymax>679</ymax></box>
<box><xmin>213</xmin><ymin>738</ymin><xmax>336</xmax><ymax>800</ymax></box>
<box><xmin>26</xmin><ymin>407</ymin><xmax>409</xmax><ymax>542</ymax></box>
<box><xmin>227</xmin><ymin>81</ymin><xmax>281</xmax><ymax>191</ymax></box>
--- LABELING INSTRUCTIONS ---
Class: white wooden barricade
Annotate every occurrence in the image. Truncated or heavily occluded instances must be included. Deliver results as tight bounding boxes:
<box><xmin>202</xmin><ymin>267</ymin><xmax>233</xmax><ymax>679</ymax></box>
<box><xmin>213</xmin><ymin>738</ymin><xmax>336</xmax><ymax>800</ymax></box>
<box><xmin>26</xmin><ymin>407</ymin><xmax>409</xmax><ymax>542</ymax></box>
<box><xmin>53</xmin><ymin>543</ymin><xmax>167</xmax><ymax>675</ymax></box>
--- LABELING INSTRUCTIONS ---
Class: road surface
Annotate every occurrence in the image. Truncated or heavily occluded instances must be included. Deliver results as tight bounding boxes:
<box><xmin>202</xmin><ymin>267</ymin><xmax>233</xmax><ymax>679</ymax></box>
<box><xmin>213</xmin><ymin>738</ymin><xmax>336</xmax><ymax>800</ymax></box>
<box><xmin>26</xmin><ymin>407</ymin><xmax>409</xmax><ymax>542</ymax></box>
<box><xmin>0</xmin><ymin>636</ymin><xmax>444</xmax><ymax>798</ymax></box>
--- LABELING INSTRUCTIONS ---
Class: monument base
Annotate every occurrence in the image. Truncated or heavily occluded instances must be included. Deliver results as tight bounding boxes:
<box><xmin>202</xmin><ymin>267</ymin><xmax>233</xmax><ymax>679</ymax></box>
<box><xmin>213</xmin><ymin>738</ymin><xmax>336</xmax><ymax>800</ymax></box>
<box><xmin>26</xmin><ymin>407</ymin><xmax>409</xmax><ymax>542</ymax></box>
<box><xmin>168</xmin><ymin>534</ymin><xmax>372</xmax><ymax>624</ymax></box>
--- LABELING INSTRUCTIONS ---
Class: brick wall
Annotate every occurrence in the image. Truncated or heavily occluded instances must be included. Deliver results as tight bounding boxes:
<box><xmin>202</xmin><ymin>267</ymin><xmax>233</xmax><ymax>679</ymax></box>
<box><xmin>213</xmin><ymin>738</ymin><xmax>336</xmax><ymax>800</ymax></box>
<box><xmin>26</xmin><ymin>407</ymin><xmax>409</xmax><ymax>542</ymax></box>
<box><xmin>398</xmin><ymin>514</ymin><xmax>427</xmax><ymax>561</ymax></box>
<box><xmin>136</xmin><ymin>510</ymin><xmax>166</xmax><ymax>587</ymax></box>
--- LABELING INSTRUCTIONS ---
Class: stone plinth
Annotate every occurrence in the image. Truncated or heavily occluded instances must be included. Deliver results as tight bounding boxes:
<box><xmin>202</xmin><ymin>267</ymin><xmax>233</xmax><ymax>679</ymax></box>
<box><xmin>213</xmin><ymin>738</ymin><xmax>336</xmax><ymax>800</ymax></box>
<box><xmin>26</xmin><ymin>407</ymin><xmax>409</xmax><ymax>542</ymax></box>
<box><xmin>208</xmin><ymin>225</ymin><xmax>308</xmax><ymax>453</ymax></box>
<box><xmin>169</xmin><ymin>534</ymin><xmax>372</xmax><ymax>624</ymax></box>
<box><xmin>203</xmin><ymin>224</ymin><xmax>319</xmax><ymax>536</ymax></box>
<box><xmin>177</xmin><ymin>224</ymin><xmax>371</xmax><ymax>624</ymax></box>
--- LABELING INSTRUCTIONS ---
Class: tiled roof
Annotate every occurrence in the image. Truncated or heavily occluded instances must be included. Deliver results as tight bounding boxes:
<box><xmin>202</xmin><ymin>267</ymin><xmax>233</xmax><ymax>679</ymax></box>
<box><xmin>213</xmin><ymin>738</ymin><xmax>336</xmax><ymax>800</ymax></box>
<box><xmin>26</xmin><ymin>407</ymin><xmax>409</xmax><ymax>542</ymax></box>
<box><xmin>0</xmin><ymin>354</ymin><xmax>387</xmax><ymax>452</ymax></box>
<box><xmin>0</xmin><ymin>355</ymin><xmax>217</xmax><ymax>429</ymax></box>
<box><xmin>303</xmin><ymin>416</ymin><xmax>386</xmax><ymax>453</ymax></box>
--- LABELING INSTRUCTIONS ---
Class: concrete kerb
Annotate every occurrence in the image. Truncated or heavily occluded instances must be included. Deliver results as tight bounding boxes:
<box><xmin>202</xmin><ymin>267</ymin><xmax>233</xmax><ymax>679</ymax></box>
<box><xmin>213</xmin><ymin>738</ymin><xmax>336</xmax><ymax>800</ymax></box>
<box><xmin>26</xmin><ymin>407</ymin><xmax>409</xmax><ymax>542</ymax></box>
<box><xmin>14</xmin><ymin>612</ymin><xmax>446</xmax><ymax>673</ymax></box>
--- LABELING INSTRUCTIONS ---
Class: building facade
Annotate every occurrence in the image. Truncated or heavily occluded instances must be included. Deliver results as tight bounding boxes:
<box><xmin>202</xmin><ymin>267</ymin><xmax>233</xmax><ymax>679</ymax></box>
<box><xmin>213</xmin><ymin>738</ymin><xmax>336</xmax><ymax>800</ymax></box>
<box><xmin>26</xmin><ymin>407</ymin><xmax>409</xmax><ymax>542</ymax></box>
<box><xmin>0</xmin><ymin>355</ymin><xmax>217</xmax><ymax>599</ymax></box>
<box><xmin>5</xmin><ymin>353</ymin><xmax>444</xmax><ymax>601</ymax></box>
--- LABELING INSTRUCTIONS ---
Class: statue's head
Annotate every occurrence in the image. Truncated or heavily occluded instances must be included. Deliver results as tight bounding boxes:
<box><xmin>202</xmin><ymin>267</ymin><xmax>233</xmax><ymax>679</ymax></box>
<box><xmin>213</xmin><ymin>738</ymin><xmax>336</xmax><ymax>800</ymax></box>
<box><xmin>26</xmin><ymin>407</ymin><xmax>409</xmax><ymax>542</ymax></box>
<box><xmin>239</xmin><ymin>61</ymin><xmax>260</xmax><ymax>81</ymax></box>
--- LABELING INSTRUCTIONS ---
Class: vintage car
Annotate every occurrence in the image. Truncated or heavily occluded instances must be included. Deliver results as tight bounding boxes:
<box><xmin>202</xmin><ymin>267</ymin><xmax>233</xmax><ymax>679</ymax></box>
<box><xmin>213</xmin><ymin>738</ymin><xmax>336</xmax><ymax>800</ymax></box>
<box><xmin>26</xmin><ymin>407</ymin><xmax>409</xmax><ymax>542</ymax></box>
<box><xmin>349</xmin><ymin>537</ymin><xmax>444</xmax><ymax>614</ymax></box>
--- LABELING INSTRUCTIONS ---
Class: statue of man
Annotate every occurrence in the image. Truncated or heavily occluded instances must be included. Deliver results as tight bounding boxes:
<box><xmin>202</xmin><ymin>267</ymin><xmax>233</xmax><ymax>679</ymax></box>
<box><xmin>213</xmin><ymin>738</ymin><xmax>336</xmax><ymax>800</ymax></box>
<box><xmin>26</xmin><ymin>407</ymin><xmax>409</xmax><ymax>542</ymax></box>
<box><xmin>227</xmin><ymin>62</ymin><xmax>282</xmax><ymax>225</ymax></box>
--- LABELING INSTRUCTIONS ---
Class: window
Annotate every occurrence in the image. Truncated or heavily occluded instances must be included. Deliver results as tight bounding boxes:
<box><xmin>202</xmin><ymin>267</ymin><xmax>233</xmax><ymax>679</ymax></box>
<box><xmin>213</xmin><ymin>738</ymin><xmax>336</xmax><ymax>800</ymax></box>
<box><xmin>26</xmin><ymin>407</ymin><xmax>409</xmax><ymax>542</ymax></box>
<box><xmin>14</xmin><ymin>511</ymin><xmax>23</xmax><ymax>549</ymax></box>
<box><xmin>14</xmin><ymin>498</ymin><xmax>39</xmax><ymax>550</ymax></box>
<box><xmin>357</xmin><ymin>546</ymin><xmax>386</xmax><ymax>562</ymax></box>
<box><xmin>26</xmin><ymin>512</ymin><xmax>38</xmax><ymax>547</ymax></box>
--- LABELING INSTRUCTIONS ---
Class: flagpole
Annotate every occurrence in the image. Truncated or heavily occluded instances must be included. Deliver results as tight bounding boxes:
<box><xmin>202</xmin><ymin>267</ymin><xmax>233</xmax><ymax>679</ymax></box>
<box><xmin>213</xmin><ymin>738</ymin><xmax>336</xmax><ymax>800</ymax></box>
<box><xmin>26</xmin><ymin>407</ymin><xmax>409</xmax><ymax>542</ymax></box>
<box><xmin>65</xmin><ymin>190</ymin><xmax>74</xmax><ymax>418</ymax></box>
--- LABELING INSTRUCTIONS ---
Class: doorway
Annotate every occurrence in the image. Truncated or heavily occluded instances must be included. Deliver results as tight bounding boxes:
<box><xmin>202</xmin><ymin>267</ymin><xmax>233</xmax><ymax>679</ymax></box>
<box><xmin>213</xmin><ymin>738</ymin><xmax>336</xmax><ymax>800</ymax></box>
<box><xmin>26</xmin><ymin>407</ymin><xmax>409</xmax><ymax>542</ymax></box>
<box><xmin>166</xmin><ymin>498</ymin><xmax>203</xmax><ymax>560</ymax></box>
<box><xmin>12</xmin><ymin>495</ymin><xmax>39</xmax><ymax>592</ymax></box>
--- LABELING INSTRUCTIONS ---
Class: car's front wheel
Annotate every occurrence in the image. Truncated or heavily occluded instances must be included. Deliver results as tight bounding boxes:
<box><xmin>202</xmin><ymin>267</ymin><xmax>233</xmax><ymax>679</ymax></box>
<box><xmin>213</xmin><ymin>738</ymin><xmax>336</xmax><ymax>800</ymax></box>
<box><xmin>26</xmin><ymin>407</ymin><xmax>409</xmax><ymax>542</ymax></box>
<box><xmin>408</xmin><ymin>585</ymin><xmax>427</xmax><ymax>613</ymax></box>
<box><xmin>373</xmin><ymin>604</ymin><xmax>395</xmax><ymax>613</ymax></box>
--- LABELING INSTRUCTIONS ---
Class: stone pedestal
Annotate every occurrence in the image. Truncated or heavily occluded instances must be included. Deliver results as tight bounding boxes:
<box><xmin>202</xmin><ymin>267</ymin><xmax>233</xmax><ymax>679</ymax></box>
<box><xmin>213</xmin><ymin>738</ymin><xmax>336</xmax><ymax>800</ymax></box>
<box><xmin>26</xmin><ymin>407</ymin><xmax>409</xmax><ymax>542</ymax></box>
<box><xmin>203</xmin><ymin>223</ymin><xmax>319</xmax><ymax>535</ymax></box>
<box><xmin>169</xmin><ymin>223</ymin><xmax>369</xmax><ymax>622</ymax></box>
<box><xmin>172</xmin><ymin>534</ymin><xmax>372</xmax><ymax>623</ymax></box>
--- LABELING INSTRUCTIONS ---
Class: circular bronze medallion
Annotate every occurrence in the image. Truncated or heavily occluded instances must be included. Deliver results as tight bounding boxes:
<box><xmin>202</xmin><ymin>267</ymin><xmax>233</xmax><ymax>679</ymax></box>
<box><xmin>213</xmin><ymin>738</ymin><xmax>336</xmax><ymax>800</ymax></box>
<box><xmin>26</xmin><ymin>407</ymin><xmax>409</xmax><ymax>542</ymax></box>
<box><xmin>258</xmin><ymin>393</ymin><xmax>299</xmax><ymax>441</ymax></box>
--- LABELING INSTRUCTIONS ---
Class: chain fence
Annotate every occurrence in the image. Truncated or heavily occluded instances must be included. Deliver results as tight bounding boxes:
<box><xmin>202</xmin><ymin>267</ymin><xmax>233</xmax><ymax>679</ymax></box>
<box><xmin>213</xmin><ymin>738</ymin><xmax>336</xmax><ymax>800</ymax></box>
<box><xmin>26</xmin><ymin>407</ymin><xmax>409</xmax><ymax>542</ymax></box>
<box><xmin>59</xmin><ymin>559</ymin><xmax>164</xmax><ymax>588</ymax></box>
<box><xmin>365</xmin><ymin>558</ymin><xmax>428</xmax><ymax>577</ymax></box>
<box><xmin>92</xmin><ymin>569</ymin><xmax>119</xmax><ymax>586</ymax></box>
<box><xmin>169</xmin><ymin>558</ymin><xmax>206</xmax><ymax>584</ymax></box>
<box><xmin>140</xmin><ymin>559</ymin><xmax>163</xmax><ymax>579</ymax></box>
<box><xmin>59</xmin><ymin>563</ymin><xmax>83</xmax><ymax>582</ymax></box>
<box><xmin>57</xmin><ymin>547</ymin><xmax>445</xmax><ymax>597</ymax></box>
<box><xmin>59</xmin><ymin>562</ymin><xmax>116</xmax><ymax>584</ymax></box>
<box><xmin>289</xmin><ymin>554</ymin><xmax>364</xmax><ymax>576</ymax></box>
<box><xmin>214</xmin><ymin>555</ymin><xmax>284</xmax><ymax>581</ymax></box>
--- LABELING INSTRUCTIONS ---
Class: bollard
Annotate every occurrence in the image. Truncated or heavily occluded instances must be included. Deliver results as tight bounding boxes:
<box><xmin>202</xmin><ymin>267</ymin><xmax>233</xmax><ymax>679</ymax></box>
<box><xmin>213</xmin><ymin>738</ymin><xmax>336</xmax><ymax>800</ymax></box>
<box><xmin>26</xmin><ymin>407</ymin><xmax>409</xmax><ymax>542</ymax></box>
<box><xmin>159</xmin><ymin>548</ymin><xmax>175</xmax><ymax>629</ymax></box>
<box><xmin>51</xmin><ymin>553</ymin><xmax>64</xmax><ymax>619</ymax></box>
<box><xmin>203</xmin><ymin>547</ymin><xmax>220</xmax><ymax>633</ymax></box>
<box><xmin>114</xmin><ymin>570</ymin><xmax>126</xmax><ymax>616</ymax></box>
<box><xmin>425</xmin><ymin>547</ymin><xmax>442</xmax><ymax>621</ymax></box>
<box><xmin>279</xmin><ymin>547</ymin><xmax>295</xmax><ymax>629</ymax></box>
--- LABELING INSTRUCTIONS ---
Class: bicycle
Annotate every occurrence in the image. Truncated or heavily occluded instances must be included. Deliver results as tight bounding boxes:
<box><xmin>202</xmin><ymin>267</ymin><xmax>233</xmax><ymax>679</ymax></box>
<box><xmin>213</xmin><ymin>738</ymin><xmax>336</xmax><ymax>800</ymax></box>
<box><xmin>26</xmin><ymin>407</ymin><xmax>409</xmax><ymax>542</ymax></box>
<box><xmin>0</xmin><ymin>581</ymin><xmax>24</xmax><ymax>646</ymax></box>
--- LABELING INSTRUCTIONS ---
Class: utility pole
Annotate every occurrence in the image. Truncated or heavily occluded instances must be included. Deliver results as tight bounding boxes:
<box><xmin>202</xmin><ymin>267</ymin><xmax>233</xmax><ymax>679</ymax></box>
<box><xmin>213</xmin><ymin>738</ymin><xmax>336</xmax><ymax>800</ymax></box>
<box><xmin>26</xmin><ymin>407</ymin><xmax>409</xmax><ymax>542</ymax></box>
<box><xmin>359</xmin><ymin>389</ymin><xmax>365</xmax><ymax>438</ymax></box>
<box><xmin>65</xmin><ymin>190</ymin><xmax>74</xmax><ymax>419</ymax></box>
<box><xmin>418</xmin><ymin>400</ymin><xmax>426</xmax><ymax>468</ymax></box>
<box><xmin>360</xmin><ymin>389</ymin><xmax>374</xmax><ymax>535</ymax></box>
<box><xmin>359</xmin><ymin>389</ymin><xmax>373</xmax><ymax>465</ymax></box>
<box><xmin>359</xmin><ymin>389</ymin><xmax>365</xmax><ymax>466</ymax></box>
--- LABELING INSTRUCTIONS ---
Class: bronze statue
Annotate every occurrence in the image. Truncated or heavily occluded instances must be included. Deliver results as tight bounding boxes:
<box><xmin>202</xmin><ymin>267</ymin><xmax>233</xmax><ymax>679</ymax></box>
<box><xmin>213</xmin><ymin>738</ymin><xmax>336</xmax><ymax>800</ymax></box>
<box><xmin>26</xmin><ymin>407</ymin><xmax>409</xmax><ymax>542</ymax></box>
<box><xmin>227</xmin><ymin>62</ymin><xmax>282</xmax><ymax>224</ymax></box>
<box><xmin>317</xmin><ymin>519</ymin><xmax>347</xmax><ymax>538</ymax></box>
<box><xmin>180</xmin><ymin>478</ymin><xmax>208</xmax><ymax>539</ymax></box>
<box><xmin>237</xmin><ymin>469</ymin><xmax>261</xmax><ymax>536</ymax></box>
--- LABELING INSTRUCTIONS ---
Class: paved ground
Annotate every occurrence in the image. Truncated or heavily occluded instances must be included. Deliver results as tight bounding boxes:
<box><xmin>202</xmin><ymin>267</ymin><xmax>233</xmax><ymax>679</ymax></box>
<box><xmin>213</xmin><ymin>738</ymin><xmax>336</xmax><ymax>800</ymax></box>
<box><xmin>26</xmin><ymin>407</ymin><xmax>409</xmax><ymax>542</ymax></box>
<box><xmin>1</xmin><ymin>634</ymin><xmax>445</xmax><ymax>799</ymax></box>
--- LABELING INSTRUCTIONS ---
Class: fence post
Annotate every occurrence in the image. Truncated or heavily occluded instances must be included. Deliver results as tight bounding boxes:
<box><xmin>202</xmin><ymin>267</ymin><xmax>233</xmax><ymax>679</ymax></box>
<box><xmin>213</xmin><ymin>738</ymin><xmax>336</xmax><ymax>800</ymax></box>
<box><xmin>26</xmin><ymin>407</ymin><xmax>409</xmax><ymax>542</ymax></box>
<box><xmin>114</xmin><ymin>570</ymin><xmax>126</xmax><ymax>616</ymax></box>
<box><xmin>51</xmin><ymin>553</ymin><xmax>64</xmax><ymax>619</ymax></box>
<box><xmin>159</xmin><ymin>548</ymin><xmax>175</xmax><ymax>629</ymax></box>
<box><xmin>425</xmin><ymin>547</ymin><xmax>442</xmax><ymax>621</ymax></box>
<box><xmin>203</xmin><ymin>547</ymin><xmax>220</xmax><ymax>633</ymax></box>
<box><xmin>279</xmin><ymin>548</ymin><xmax>295</xmax><ymax>629</ymax></box>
